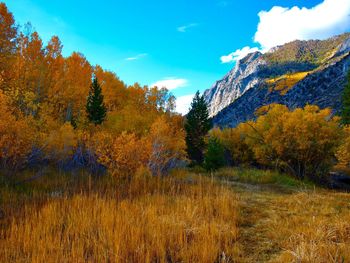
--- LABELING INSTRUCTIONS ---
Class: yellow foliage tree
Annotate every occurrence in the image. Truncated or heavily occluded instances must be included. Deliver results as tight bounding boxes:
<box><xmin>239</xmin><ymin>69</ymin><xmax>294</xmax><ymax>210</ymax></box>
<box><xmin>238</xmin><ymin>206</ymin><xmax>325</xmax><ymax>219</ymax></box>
<box><xmin>148</xmin><ymin>115</ymin><xmax>187</xmax><ymax>175</ymax></box>
<box><xmin>244</xmin><ymin>104</ymin><xmax>342</xmax><ymax>179</ymax></box>
<box><xmin>211</xmin><ymin>124</ymin><xmax>254</xmax><ymax>166</ymax></box>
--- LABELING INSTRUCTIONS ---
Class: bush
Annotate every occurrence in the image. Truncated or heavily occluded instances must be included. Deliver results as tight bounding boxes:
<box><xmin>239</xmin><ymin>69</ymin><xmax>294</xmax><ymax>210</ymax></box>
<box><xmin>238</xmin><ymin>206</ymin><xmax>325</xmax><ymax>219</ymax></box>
<box><xmin>92</xmin><ymin>131</ymin><xmax>151</xmax><ymax>177</ymax></box>
<box><xmin>43</xmin><ymin>122</ymin><xmax>78</xmax><ymax>165</ymax></box>
<box><xmin>204</xmin><ymin>137</ymin><xmax>226</xmax><ymax>171</ymax></box>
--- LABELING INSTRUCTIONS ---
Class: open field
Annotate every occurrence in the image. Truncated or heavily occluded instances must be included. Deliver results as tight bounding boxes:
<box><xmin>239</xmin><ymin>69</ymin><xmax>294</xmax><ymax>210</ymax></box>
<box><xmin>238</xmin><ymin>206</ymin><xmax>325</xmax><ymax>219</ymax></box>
<box><xmin>0</xmin><ymin>169</ymin><xmax>239</xmax><ymax>262</ymax></box>
<box><xmin>0</xmin><ymin>168</ymin><xmax>349</xmax><ymax>262</ymax></box>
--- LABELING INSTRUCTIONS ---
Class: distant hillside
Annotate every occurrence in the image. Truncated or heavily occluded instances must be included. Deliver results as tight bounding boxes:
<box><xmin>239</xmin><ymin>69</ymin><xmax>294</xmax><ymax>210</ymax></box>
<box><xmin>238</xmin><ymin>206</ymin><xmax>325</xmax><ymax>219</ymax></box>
<box><xmin>204</xmin><ymin>33</ymin><xmax>350</xmax><ymax>127</ymax></box>
<box><xmin>263</xmin><ymin>33</ymin><xmax>350</xmax><ymax>65</ymax></box>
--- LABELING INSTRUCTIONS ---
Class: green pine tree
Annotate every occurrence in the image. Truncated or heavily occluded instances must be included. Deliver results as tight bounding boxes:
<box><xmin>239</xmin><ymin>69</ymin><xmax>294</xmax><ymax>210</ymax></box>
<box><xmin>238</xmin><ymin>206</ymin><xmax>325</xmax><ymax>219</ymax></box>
<box><xmin>185</xmin><ymin>91</ymin><xmax>212</xmax><ymax>165</ymax></box>
<box><xmin>204</xmin><ymin>137</ymin><xmax>226</xmax><ymax>171</ymax></box>
<box><xmin>86</xmin><ymin>77</ymin><xmax>107</xmax><ymax>125</ymax></box>
<box><xmin>341</xmin><ymin>70</ymin><xmax>350</xmax><ymax>125</ymax></box>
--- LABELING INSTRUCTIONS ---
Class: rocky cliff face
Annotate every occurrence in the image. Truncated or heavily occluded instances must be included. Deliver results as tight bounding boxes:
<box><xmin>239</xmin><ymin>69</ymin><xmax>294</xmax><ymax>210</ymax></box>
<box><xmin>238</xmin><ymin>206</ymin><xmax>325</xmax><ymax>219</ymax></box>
<box><xmin>204</xmin><ymin>52</ymin><xmax>266</xmax><ymax>117</ymax></box>
<box><xmin>204</xmin><ymin>33</ymin><xmax>350</xmax><ymax>127</ymax></box>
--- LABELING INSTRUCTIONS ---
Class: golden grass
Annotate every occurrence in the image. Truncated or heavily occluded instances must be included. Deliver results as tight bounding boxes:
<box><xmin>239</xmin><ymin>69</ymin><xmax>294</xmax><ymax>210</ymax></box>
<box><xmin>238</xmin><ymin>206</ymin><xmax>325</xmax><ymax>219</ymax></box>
<box><xmin>0</xmin><ymin>169</ymin><xmax>239</xmax><ymax>262</ymax></box>
<box><xmin>266</xmin><ymin>72</ymin><xmax>310</xmax><ymax>95</ymax></box>
<box><xmin>268</xmin><ymin>191</ymin><xmax>350</xmax><ymax>262</ymax></box>
<box><xmin>229</xmin><ymin>181</ymin><xmax>350</xmax><ymax>262</ymax></box>
<box><xmin>1</xmin><ymin>168</ymin><xmax>350</xmax><ymax>262</ymax></box>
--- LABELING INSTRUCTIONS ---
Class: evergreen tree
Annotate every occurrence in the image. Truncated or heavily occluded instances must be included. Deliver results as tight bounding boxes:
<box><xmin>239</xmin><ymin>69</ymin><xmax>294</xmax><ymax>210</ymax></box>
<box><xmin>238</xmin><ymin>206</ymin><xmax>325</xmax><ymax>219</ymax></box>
<box><xmin>185</xmin><ymin>91</ymin><xmax>212</xmax><ymax>164</ymax></box>
<box><xmin>204</xmin><ymin>137</ymin><xmax>226</xmax><ymax>171</ymax></box>
<box><xmin>86</xmin><ymin>77</ymin><xmax>107</xmax><ymax>125</ymax></box>
<box><xmin>341</xmin><ymin>70</ymin><xmax>350</xmax><ymax>125</ymax></box>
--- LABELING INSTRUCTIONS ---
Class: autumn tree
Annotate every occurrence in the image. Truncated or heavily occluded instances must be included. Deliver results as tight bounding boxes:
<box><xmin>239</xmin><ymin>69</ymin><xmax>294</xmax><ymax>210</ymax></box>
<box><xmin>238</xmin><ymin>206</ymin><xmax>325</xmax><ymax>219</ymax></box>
<box><xmin>45</xmin><ymin>36</ymin><xmax>65</xmax><ymax>119</ymax></box>
<box><xmin>86</xmin><ymin>77</ymin><xmax>107</xmax><ymax>125</ymax></box>
<box><xmin>185</xmin><ymin>91</ymin><xmax>212</xmax><ymax>165</ymax></box>
<box><xmin>0</xmin><ymin>3</ymin><xmax>17</xmax><ymax>93</ymax></box>
<box><xmin>14</xmin><ymin>29</ymin><xmax>46</xmax><ymax>115</ymax></box>
<box><xmin>63</xmin><ymin>52</ymin><xmax>92</xmax><ymax>123</ymax></box>
<box><xmin>244</xmin><ymin>104</ymin><xmax>342</xmax><ymax>179</ymax></box>
<box><xmin>211</xmin><ymin>126</ymin><xmax>254</xmax><ymax>166</ymax></box>
<box><xmin>0</xmin><ymin>92</ymin><xmax>34</xmax><ymax>170</ymax></box>
<box><xmin>341</xmin><ymin>70</ymin><xmax>350</xmax><ymax>125</ymax></box>
<box><xmin>148</xmin><ymin>115</ymin><xmax>186</xmax><ymax>176</ymax></box>
<box><xmin>94</xmin><ymin>65</ymin><xmax>126</xmax><ymax>111</ymax></box>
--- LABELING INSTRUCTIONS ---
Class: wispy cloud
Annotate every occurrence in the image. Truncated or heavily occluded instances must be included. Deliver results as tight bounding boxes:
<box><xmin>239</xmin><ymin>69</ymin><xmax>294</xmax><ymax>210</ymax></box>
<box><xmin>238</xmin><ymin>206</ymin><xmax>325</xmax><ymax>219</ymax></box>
<box><xmin>125</xmin><ymin>53</ymin><xmax>148</xmax><ymax>61</ymax></box>
<box><xmin>151</xmin><ymin>77</ymin><xmax>188</xmax><ymax>90</ymax></box>
<box><xmin>177</xmin><ymin>23</ymin><xmax>198</xmax><ymax>33</ymax></box>
<box><xmin>175</xmin><ymin>94</ymin><xmax>194</xmax><ymax>115</ymax></box>
<box><xmin>220</xmin><ymin>46</ymin><xmax>260</xmax><ymax>63</ymax></box>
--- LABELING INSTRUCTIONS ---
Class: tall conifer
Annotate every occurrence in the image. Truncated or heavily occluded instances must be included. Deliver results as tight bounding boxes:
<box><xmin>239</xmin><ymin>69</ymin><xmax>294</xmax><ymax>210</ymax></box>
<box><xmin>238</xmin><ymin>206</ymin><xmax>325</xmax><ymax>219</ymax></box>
<box><xmin>86</xmin><ymin>77</ymin><xmax>107</xmax><ymax>125</ymax></box>
<box><xmin>185</xmin><ymin>91</ymin><xmax>212</xmax><ymax>164</ymax></box>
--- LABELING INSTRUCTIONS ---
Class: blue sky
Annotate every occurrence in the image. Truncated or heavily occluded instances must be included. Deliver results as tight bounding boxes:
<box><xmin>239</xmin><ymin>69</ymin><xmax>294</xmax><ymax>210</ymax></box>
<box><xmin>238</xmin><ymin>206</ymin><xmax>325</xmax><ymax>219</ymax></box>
<box><xmin>4</xmin><ymin>0</ymin><xmax>350</xmax><ymax>114</ymax></box>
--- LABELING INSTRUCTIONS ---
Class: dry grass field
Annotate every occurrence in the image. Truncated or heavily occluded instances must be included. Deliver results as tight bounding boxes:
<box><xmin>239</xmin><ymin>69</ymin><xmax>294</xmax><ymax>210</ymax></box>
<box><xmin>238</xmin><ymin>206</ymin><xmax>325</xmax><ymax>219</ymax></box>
<box><xmin>0</xmin><ymin>169</ymin><xmax>239</xmax><ymax>263</ymax></box>
<box><xmin>0</xmin><ymin>168</ymin><xmax>349</xmax><ymax>262</ymax></box>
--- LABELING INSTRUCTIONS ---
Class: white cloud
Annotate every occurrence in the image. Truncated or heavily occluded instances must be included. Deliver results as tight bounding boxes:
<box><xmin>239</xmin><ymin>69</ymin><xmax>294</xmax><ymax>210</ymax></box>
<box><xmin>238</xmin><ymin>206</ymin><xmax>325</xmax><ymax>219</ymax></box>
<box><xmin>125</xmin><ymin>53</ymin><xmax>148</xmax><ymax>61</ymax></box>
<box><xmin>254</xmin><ymin>0</ymin><xmax>350</xmax><ymax>50</ymax></box>
<box><xmin>151</xmin><ymin>78</ymin><xmax>188</xmax><ymax>90</ymax></box>
<box><xmin>176</xmin><ymin>94</ymin><xmax>194</xmax><ymax>115</ymax></box>
<box><xmin>177</xmin><ymin>23</ymin><xmax>198</xmax><ymax>33</ymax></box>
<box><xmin>220</xmin><ymin>46</ymin><xmax>260</xmax><ymax>63</ymax></box>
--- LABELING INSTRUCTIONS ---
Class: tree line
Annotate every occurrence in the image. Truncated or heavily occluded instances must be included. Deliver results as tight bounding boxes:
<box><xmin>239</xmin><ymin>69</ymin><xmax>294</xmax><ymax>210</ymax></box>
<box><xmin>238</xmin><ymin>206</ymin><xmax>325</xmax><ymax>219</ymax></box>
<box><xmin>0</xmin><ymin>3</ymin><xmax>185</xmax><ymax>175</ymax></box>
<box><xmin>1</xmin><ymin>1</ymin><xmax>350</xmax><ymax>182</ymax></box>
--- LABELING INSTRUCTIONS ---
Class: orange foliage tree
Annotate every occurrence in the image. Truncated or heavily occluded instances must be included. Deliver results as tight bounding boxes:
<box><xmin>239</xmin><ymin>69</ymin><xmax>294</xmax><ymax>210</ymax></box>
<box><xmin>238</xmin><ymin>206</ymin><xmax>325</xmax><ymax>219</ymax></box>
<box><xmin>0</xmin><ymin>92</ymin><xmax>34</xmax><ymax>170</ymax></box>
<box><xmin>91</xmin><ymin>132</ymin><xmax>151</xmax><ymax>177</ymax></box>
<box><xmin>0</xmin><ymin>3</ymin><xmax>17</xmax><ymax>93</ymax></box>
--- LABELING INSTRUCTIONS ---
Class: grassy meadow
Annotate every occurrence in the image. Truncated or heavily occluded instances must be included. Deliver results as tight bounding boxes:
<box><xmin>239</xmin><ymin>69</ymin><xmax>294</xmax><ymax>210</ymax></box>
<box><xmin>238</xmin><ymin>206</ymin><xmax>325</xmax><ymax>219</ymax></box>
<box><xmin>0</xmin><ymin>168</ymin><xmax>349</xmax><ymax>262</ymax></box>
<box><xmin>0</xmin><ymin>169</ymin><xmax>239</xmax><ymax>262</ymax></box>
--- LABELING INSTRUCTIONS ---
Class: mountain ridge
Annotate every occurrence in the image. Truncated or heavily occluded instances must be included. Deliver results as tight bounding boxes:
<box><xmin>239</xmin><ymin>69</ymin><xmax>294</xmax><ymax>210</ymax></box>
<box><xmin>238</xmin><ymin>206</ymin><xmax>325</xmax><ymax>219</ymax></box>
<box><xmin>204</xmin><ymin>33</ymin><xmax>350</xmax><ymax>127</ymax></box>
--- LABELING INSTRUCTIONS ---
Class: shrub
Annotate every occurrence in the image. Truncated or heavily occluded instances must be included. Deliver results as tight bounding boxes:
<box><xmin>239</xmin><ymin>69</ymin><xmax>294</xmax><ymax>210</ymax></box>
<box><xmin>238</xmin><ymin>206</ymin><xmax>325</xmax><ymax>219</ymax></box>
<box><xmin>92</xmin><ymin>131</ymin><xmax>151</xmax><ymax>177</ymax></box>
<box><xmin>204</xmin><ymin>137</ymin><xmax>226</xmax><ymax>171</ymax></box>
<box><xmin>43</xmin><ymin>122</ymin><xmax>78</xmax><ymax>164</ymax></box>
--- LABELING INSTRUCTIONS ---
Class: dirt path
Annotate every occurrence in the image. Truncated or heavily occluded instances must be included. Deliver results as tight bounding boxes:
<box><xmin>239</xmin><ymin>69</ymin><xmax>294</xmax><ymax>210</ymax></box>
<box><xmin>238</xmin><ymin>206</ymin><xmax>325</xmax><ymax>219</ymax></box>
<box><xmin>223</xmin><ymin>181</ymin><xmax>306</xmax><ymax>262</ymax></box>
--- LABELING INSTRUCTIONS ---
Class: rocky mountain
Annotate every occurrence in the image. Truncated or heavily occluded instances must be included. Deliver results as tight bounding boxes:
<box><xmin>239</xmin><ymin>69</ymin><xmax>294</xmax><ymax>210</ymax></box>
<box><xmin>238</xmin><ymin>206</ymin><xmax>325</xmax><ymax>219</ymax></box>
<box><xmin>204</xmin><ymin>33</ymin><xmax>350</xmax><ymax>127</ymax></box>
